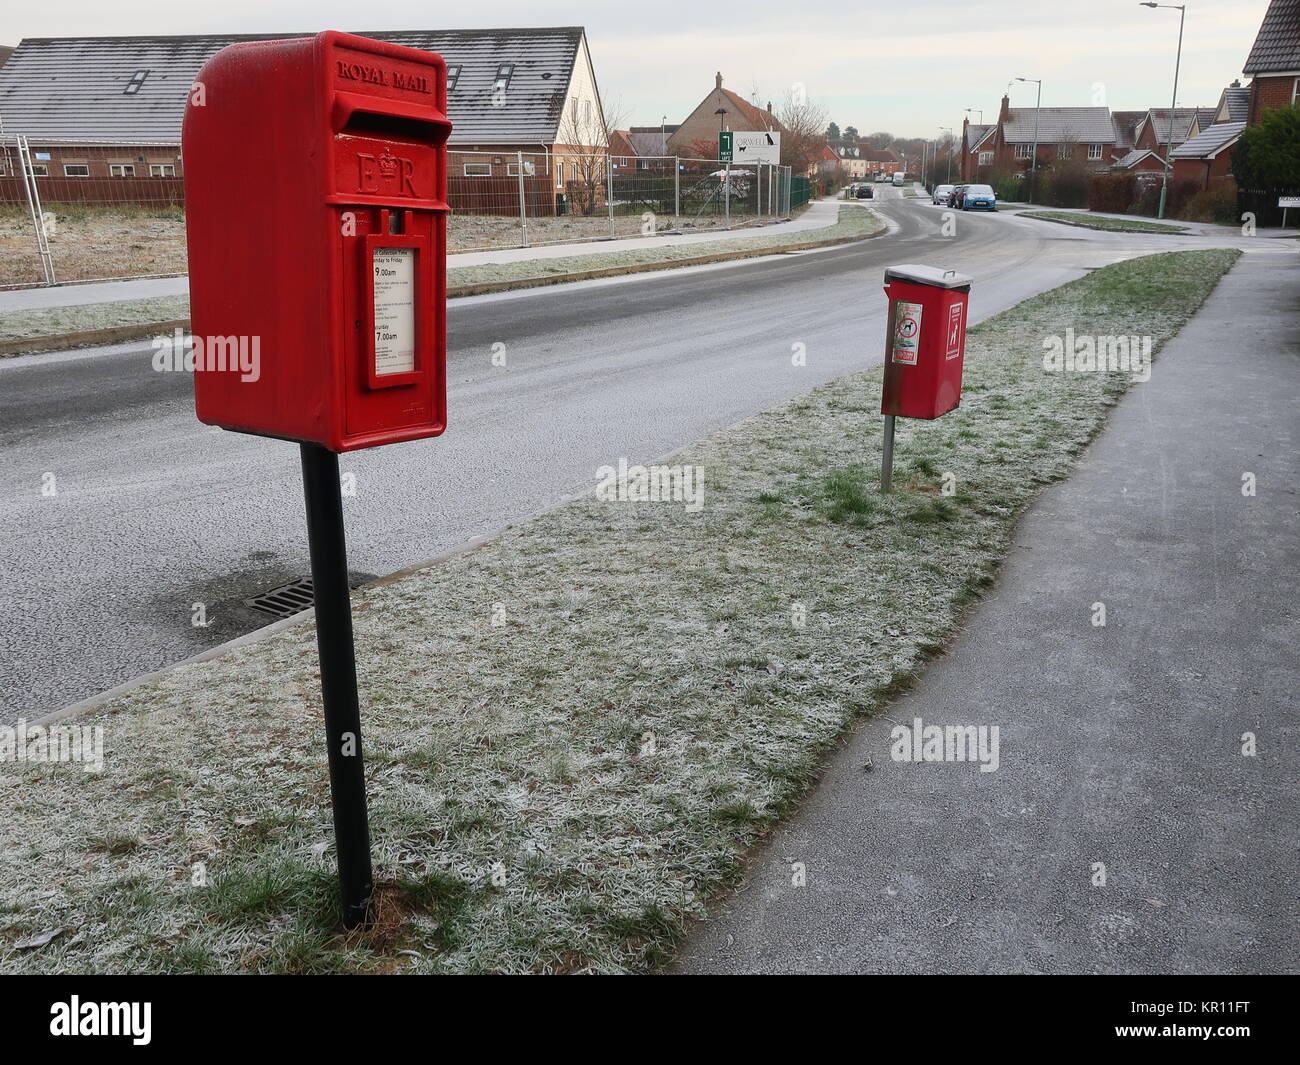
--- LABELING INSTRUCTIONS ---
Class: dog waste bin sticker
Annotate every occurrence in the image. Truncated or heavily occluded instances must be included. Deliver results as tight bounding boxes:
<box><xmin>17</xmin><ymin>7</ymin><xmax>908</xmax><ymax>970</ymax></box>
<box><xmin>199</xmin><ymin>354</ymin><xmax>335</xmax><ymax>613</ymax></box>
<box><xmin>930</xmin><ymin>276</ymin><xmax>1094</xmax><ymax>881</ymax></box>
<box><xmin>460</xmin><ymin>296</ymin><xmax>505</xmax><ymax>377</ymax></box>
<box><xmin>893</xmin><ymin>301</ymin><xmax>922</xmax><ymax>364</ymax></box>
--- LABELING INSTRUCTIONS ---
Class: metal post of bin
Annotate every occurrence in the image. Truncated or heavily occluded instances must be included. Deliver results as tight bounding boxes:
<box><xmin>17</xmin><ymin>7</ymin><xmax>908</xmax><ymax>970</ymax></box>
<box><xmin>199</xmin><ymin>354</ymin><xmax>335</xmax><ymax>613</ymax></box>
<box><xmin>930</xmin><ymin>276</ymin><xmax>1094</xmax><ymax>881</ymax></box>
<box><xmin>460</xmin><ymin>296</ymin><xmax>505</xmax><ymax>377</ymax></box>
<box><xmin>674</xmin><ymin>157</ymin><xmax>680</xmax><ymax>222</ymax></box>
<box><xmin>881</xmin><ymin>415</ymin><xmax>896</xmax><ymax>492</ymax></box>
<box><xmin>299</xmin><ymin>443</ymin><xmax>375</xmax><ymax>928</ymax></box>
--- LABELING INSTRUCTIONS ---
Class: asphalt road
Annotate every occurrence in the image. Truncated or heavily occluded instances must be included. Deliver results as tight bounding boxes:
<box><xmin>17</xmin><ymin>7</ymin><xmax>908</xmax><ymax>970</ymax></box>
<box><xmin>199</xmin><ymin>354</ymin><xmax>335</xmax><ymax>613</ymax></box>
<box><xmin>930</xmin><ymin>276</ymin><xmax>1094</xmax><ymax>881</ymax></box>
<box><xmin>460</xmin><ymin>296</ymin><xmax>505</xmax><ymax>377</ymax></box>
<box><xmin>672</xmin><ymin>252</ymin><xmax>1300</xmax><ymax>975</ymax></box>
<box><xmin>0</xmin><ymin>190</ymin><xmax>1279</xmax><ymax>722</ymax></box>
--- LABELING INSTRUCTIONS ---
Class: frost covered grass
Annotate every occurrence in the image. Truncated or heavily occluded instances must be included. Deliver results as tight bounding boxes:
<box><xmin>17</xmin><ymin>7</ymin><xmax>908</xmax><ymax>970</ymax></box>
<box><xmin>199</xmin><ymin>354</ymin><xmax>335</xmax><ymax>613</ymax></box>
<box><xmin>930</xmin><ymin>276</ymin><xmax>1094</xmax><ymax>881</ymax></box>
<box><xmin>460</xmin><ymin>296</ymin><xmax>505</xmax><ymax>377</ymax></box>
<box><xmin>1021</xmin><ymin>211</ymin><xmax>1190</xmax><ymax>234</ymax></box>
<box><xmin>0</xmin><ymin>249</ymin><xmax>1239</xmax><ymax>974</ymax></box>
<box><xmin>441</xmin><ymin>205</ymin><xmax>884</xmax><ymax>287</ymax></box>
<box><xmin>0</xmin><ymin>295</ymin><xmax>189</xmax><ymax>343</ymax></box>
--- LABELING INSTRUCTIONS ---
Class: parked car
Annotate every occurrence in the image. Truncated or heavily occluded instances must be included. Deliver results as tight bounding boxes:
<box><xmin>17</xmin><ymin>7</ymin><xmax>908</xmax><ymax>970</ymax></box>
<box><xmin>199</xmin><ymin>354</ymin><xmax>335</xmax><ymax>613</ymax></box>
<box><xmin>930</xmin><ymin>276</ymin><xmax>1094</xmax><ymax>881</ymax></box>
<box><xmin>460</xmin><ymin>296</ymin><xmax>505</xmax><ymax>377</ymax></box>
<box><xmin>856</xmin><ymin>184</ymin><xmax>874</xmax><ymax>199</ymax></box>
<box><xmin>891</xmin><ymin>172</ymin><xmax>906</xmax><ymax>187</ymax></box>
<box><xmin>960</xmin><ymin>183</ymin><xmax>997</xmax><ymax>211</ymax></box>
<box><xmin>950</xmin><ymin>184</ymin><xmax>968</xmax><ymax>209</ymax></box>
<box><xmin>932</xmin><ymin>184</ymin><xmax>955</xmax><ymax>205</ymax></box>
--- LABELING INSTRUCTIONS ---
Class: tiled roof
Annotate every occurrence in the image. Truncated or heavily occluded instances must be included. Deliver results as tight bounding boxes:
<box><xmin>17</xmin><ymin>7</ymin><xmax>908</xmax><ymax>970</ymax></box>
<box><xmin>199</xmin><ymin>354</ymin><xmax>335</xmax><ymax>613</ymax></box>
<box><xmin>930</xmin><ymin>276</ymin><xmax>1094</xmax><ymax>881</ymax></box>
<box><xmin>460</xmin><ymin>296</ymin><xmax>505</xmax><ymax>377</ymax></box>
<box><xmin>1139</xmin><ymin>108</ymin><xmax>1204</xmax><ymax>147</ymax></box>
<box><xmin>1003</xmin><ymin>107</ymin><xmax>1115</xmax><ymax>143</ymax></box>
<box><xmin>1243</xmin><ymin>0</ymin><xmax>1300</xmax><ymax>75</ymax></box>
<box><xmin>1111</xmin><ymin>148</ymin><xmax>1166</xmax><ymax>169</ymax></box>
<box><xmin>0</xmin><ymin>28</ymin><xmax>587</xmax><ymax>145</ymax></box>
<box><xmin>965</xmin><ymin>123</ymin><xmax>992</xmax><ymax>149</ymax></box>
<box><xmin>719</xmin><ymin>89</ymin><xmax>784</xmax><ymax>132</ymax></box>
<box><xmin>1169</xmin><ymin>121</ymin><xmax>1245</xmax><ymax>159</ymax></box>
<box><xmin>626</xmin><ymin>130</ymin><xmax>673</xmax><ymax>156</ymax></box>
<box><xmin>1221</xmin><ymin>86</ymin><xmax>1251</xmax><ymax>122</ymax></box>
<box><xmin>1111</xmin><ymin>110</ymin><xmax>1147</xmax><ymax>150</ymax></box>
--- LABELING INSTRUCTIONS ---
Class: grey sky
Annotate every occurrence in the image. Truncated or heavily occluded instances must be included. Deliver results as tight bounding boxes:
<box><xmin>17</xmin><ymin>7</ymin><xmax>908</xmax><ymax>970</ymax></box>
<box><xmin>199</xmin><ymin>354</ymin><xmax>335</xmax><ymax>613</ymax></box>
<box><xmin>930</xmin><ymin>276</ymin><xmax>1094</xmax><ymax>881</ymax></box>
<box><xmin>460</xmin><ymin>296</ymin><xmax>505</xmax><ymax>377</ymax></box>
<box><xmin>4</xmin><ymin>1</ymin><xmax>1272</xmax><ymax>137</ymax></box>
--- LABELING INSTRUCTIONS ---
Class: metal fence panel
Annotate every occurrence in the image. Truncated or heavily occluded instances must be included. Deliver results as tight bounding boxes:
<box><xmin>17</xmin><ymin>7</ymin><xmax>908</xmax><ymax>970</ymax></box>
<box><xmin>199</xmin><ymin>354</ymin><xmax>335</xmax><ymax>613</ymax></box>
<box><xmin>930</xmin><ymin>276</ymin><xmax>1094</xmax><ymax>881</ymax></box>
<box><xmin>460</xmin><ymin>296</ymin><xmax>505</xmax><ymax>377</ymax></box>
<box><xmin>1</xmin><ymin>138</ymin><xmax>805</xmax><ymax>288</ymax></box>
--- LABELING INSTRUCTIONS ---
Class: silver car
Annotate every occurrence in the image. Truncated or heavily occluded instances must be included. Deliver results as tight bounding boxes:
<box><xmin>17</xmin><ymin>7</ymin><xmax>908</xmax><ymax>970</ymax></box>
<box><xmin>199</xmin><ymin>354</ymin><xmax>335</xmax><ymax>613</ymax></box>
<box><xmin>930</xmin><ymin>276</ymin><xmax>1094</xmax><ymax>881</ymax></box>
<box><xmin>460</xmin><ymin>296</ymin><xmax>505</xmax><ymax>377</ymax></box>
<box><xmin>932</xmin><ymin>184</ymin><xmax>955</xmax><ymax>206</ymax></box>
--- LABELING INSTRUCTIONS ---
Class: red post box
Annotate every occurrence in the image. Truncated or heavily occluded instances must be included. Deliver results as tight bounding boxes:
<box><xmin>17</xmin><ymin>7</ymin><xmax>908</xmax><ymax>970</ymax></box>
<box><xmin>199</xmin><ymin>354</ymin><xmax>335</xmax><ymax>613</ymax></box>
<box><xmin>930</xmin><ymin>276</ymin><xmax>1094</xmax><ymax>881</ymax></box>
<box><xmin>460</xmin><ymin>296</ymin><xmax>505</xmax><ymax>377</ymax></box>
<box><xmin>183</xmin><ymin>31</ymin><xmax>450</xmax><ymax>452</ymax></box>
<box><xmin>880</xmin><ymin>264</ymin><xmax>972</xmax><ymax>419</ymax></box>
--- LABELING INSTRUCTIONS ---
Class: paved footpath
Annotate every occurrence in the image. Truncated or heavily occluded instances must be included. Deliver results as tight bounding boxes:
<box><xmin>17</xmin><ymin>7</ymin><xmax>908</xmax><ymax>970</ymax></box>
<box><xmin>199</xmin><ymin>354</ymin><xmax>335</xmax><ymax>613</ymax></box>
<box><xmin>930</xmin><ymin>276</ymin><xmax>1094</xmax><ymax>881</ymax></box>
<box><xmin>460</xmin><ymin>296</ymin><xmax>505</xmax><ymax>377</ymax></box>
<box><xmin>673</xmin><ymin>254</ymin><xmax>1300</xmax><ymax>974</ymax></box>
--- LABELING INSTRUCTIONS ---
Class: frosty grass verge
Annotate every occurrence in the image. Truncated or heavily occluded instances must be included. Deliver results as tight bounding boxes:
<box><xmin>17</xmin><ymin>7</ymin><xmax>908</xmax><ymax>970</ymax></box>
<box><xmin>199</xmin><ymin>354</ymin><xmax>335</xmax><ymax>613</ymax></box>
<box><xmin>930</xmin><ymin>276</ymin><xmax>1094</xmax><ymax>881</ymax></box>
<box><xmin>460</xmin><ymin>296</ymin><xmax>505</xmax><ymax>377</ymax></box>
<box><xmin>0</xmin><ymin>206</ymin><xmax>882</xmax><ymax>343</ymax></box>
<box><xmin>1019</xmin><ymin>211</ymin><xmax>1190</xmax><ymax>235</ymax></box>
<box><xmin>0</xmin><ymin>248</ymin><xmax>1240</xmax><ymax>974</ymax></box>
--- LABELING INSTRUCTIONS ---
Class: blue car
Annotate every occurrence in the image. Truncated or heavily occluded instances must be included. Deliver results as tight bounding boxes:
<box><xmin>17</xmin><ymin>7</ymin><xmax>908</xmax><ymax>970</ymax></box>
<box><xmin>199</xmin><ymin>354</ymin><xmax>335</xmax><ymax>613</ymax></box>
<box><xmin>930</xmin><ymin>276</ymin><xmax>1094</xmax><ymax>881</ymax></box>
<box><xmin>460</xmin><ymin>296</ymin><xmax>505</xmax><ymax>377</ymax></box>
<box><xmin>960</xmin><ymin>183</ymin><xmax>998</xmax><ymax>211</ymax></box>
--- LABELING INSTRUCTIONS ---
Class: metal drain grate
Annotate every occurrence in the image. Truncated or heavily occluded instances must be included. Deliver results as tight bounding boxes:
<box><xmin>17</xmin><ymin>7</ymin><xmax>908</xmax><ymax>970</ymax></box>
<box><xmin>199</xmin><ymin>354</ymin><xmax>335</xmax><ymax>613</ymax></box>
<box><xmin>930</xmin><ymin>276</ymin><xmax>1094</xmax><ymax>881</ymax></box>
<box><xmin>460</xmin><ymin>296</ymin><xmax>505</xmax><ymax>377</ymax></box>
<box><xmin>245</xmin><ymin>576</ymin><xmax>315</xmax><ymax>619</ymax></box>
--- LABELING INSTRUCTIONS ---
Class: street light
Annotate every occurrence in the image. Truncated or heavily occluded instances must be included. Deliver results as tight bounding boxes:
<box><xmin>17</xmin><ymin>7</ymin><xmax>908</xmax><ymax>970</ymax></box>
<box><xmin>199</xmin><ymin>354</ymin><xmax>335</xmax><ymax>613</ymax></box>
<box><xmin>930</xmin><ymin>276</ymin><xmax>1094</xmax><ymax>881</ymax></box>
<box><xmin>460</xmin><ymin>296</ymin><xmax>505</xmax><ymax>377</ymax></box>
<box><xmin>1141</xmin><ymin>2</ymin><xmax>1187</xmax><ymax>219</ymax></box>
<box><xmin>963</xmin><ymin>110</ymin><xmax>984</xmax><ymax>180</ymax></box>
<box><xmin>1015</xmin><ymin>77</ymin><xmax>1042</xmax><ymax>204</ymax></box>
<box><xmin>939</xmin><ymin>126</ymin><xmax>953</xmax><ymax>184</ymax></box>
<box><xmin>661</xmin><ymin>114</ymin><xmax>668</xmax><ymax>155</ymax></box>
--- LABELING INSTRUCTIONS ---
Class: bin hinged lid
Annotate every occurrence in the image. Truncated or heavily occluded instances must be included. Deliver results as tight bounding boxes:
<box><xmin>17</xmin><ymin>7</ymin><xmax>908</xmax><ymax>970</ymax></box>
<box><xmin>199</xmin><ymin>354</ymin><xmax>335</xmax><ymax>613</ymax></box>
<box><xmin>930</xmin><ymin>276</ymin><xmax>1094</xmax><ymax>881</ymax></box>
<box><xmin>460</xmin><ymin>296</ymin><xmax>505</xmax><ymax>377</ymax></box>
<box><xmin>884</xmin><ymin>263</ymin><xmax>973</xmax><ymax>290</ymax></box>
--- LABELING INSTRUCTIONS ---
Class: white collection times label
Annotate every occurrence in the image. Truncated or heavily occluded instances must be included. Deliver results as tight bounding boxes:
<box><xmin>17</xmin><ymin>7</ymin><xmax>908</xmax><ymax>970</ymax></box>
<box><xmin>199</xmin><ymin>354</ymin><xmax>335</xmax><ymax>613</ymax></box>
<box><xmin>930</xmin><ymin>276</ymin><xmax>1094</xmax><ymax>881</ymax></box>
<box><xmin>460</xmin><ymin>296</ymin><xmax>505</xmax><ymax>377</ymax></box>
<box><xmin>372</xmin><ymin>247</ymin><xmax>416</xmax><ymax>376</ymax></box>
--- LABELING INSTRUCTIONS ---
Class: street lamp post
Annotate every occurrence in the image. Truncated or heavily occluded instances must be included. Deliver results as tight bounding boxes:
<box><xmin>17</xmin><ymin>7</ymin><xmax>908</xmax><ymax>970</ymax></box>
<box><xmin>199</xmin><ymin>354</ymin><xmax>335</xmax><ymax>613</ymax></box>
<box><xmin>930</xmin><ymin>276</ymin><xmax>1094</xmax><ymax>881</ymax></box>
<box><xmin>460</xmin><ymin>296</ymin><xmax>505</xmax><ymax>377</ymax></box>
<box><xmin>1016</xmin><ymin>77</ymin><xmax>1042</xmax><ymax>204</ymax></box>
<box><xmin>964</xmin><ymin>108</ymin><xmax>983</xmax><ymax>179</ymax></box>
<box><xmin>1141</xmin><ymin>3</ymin><xmax>1187</xmax><ymax>220</ymax></box>
<box><xmin>939</xmin><ymin>127</ymin><xmax>953</xmax><ymax>184</ymax></box>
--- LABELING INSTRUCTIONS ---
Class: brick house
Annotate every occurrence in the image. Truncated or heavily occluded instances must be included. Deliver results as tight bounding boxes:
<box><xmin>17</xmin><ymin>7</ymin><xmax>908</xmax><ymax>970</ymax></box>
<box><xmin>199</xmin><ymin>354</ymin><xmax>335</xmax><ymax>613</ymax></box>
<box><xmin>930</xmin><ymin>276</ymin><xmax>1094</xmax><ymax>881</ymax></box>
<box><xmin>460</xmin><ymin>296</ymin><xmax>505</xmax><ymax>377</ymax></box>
<box><xmin>1243</xmin><ymin>0</ymin><xmax>1300</xmax><ymax>122</ymax></box>
<box><xmin>665</xmin><ymin>73</ymin><xmax>785</xmax><ymax>158</ymax></box>
<box><xmin>1170</xmin><ymin>0</ymin><xmax>1299</xmax><ymax>194</ymax></box>
<box><xmin>0</xmin><ymin>27</ymin><xmax>609</xmax><ymax>215</ymax></box>
<box><xmin>960</xmin><ymin>98</ymin><xmax>1116</xmax><ymax>182</ymax></box>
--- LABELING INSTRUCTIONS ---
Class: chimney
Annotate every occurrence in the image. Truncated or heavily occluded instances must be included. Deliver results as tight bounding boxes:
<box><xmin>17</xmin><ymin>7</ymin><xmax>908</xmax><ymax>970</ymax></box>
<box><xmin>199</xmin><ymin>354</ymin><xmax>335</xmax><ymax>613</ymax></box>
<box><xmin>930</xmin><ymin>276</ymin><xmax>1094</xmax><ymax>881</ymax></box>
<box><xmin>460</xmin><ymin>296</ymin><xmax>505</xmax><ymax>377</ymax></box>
<box><xmin>715</xmin><ymin>71</ymin><xmax>723</xmax><ymax>90</ymax></box>
<box><xmin>766</xmin><ymin>100</ymin><xmax>772</xmax><ymax>113</ymax></box>
<box><xmin>999</xmin><ymin>94</ymin><xmax>1011</xmax><ymax>123</ymax></box>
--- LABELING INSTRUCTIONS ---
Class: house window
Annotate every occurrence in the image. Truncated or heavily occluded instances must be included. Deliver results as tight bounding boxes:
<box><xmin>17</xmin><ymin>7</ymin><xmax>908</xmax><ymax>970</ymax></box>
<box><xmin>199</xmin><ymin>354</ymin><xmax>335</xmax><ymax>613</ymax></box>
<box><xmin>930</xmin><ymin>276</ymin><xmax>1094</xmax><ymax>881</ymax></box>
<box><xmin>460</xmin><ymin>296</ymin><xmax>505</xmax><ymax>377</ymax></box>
<box><xmin>446</xmin><ymin>65</ymin><xmax>461</xmax><ymax>91</ymax></box>
<box><xmin>1057</xmin><ymin>143</ymin><xmax>1072</xmax><ymax>159</ymax></box>
<box><xmin>1293</xmin><ymin>77</ymin><xmax>1299</xmax><ymax>105</ymax></box>
<box><xmin>463</xmin><ymin>162</ymin><xmax>491</xmax><ymax>177</ymax></box>
<box><xmin>149</xmin><ymin>163</ymin><xmax>176</xmax><ymax>177</ymax></box>
<box><xmin>1014</xmin><ymin>144</ymin><xmax>1033</xmax><ymax>159</ymax></box>
<box><xmin>109</xmin><ymin>164</ymin><xmax>135</xmax><ymax>177</ymax></box>
<box><xmin>507</xmin><ymin>160</ymin><xmax>535</xmax><ymax>177</ymax></box>
<box><xmin>978</xmin><ymin>151</ymin><xmax>993</xmax><ymax>165</ymax></box>
<box><xmin>30</xmin><ymin>164</ymin><xmax>48</xmax><ymax>177</ymax></box>
<box><xmin>556</xmin><ymin>162</ymin><xmax>565</xmax><ymax>188</ymax></box>
<box><xmin>1088</xmin><ymin>143</ymin><xmax>1103</xmax><ymax>160</ymax></box>
<box><xmin>494</xmin><ymin>63</ymin><xmax>513</xmax><ymax>91</ymax></box>
<box><xmin>124</xmin><ymin>70</ymin><xmax>149</xmax><ymax>95</ymax></box>
<box><xmin>63</xmin><ymin>164</ymin><xmax>90</xmax><ymax>177</ymax></box>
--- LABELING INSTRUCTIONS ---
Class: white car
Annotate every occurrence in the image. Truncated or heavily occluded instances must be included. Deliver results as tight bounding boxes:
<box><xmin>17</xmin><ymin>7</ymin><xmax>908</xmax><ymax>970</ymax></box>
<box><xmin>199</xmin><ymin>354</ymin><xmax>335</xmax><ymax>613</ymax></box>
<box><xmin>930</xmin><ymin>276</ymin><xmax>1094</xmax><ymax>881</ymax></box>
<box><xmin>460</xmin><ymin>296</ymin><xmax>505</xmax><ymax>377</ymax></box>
<box><xmin>933</xmin><ymin>184</ymin><xmax>955</xmax><ymax>205</ymax></box>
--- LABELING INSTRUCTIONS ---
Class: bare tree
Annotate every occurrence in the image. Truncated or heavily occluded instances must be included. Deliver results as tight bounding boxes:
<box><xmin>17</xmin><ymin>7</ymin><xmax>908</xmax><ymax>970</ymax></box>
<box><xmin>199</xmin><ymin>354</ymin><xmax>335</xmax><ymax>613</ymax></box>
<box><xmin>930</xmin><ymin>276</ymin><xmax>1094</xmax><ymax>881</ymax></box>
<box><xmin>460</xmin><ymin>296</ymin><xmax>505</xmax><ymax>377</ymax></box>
<box><xmin>777</xmin><ymin>92</ymin><xmax>829</xmax><ymax>177</ymax></box>
<box><xmin>555</xmin><ymin>95</ymin><xmax>628</xmax><ymax>216</ymax></box>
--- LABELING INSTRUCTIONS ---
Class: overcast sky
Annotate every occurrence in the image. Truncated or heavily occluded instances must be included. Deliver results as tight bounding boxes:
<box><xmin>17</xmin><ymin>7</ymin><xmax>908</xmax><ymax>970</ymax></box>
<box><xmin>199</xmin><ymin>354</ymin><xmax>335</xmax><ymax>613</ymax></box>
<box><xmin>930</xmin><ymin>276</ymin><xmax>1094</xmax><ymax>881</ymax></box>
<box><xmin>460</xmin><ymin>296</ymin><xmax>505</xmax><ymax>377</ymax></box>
<box><xmin>5</xmin><ymin>1</ymin><xmax>1272</xmax><ymax>137</ymax></box>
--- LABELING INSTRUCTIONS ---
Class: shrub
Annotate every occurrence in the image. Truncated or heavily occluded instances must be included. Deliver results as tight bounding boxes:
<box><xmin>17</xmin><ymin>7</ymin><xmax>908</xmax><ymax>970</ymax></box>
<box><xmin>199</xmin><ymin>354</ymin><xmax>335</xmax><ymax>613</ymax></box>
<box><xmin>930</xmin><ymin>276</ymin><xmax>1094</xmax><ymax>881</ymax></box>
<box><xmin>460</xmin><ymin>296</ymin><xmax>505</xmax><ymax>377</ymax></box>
<box><xmin>1178</xmin><ymin>176</ymin><xmax>1239</xmax><ymax>225</ymax></box>
<box><xmin>990</xmin><ymin>171</ymin><xmax>1024</xmax><ymax>202</ymax></box>
<box><xmin>1089</xmin><ymin>172</ymin><xmax>1136</xmax><ymax>213</ymax></box>
<box><xmin>1040</xmin><ymin>162</ymin><xmax>1091</xmax><ymax>208</ymax></box>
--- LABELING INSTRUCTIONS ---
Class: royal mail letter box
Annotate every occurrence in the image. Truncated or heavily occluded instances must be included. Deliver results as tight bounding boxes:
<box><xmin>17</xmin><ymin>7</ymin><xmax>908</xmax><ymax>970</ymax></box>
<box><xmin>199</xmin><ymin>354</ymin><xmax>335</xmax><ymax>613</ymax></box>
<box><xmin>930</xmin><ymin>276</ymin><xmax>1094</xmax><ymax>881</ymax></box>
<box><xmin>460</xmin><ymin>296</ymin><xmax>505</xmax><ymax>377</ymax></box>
<box><xmin>183</xmin><ymin>31</ymin><xmax>450</xmax><ymax>452</ymax></box>
<box><xmin>880</xmin><ymin>264</ymin><xmax>972</xmax><ymax>420</ymax></box>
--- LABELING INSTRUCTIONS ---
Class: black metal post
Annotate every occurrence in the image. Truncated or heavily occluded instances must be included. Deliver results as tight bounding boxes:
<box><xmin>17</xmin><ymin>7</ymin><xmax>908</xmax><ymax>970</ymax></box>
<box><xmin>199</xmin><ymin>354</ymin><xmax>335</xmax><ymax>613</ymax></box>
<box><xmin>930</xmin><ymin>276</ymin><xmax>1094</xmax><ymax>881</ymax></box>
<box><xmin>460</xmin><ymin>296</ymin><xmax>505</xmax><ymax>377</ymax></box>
<box><xmin>881</xmin><ymin>415</ymin><xmax>896</xmax><ymax>493</ymax></box>
<box><xmin>299</xmin><ymin>442</ymin><xmax>374</xmax><ymax>929</ymax></box>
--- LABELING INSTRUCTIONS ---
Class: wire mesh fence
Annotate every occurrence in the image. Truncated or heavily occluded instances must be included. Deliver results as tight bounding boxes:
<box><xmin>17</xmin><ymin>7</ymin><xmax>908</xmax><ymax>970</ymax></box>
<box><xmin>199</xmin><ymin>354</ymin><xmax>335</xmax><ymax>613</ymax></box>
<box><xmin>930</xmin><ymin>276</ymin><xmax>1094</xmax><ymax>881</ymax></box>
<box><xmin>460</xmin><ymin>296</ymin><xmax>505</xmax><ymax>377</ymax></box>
<box><xmin>0</xmin><ymin>140</ymin><xmax>797</xmax><ymax>288</ymax></box>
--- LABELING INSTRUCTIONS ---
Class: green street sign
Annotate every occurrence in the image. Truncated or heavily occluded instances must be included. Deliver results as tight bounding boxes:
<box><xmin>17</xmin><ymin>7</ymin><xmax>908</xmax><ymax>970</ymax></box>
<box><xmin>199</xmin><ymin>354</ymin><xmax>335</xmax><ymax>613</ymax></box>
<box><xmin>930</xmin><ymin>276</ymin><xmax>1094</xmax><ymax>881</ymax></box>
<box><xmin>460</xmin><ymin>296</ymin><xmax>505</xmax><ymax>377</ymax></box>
<box><xmin>719</xmin><ymin>131</ymin><xmax>733</xmax><ymax>163</ymax></box>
